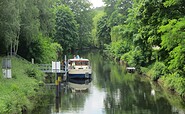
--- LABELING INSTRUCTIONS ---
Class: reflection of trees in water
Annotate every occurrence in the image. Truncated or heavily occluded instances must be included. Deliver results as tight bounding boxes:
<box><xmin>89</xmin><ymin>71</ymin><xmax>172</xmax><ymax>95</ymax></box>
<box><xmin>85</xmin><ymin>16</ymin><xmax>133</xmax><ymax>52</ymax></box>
<box><xmin>33</xmin><ymin>50</ymin><xmax>185</xmax><ymax>113</ymax></box>
<box><xmin>102</xmin><ymin>65</ymin><xmax>175</xmax><ymax>114</ymax></box>
<box><xmin>88</xmin><ymin>51</ymin><xmax>176</xmax><ymax>114</ymax></box>
<box><xmin>31</xmin><ymin>90</ymin><xmax>55</xmax><ymax>114</ymax></box>
<box><xmin>88</xmin><ymin>50</ymin><xmax>111</xmax><ymax>89</ymax></box>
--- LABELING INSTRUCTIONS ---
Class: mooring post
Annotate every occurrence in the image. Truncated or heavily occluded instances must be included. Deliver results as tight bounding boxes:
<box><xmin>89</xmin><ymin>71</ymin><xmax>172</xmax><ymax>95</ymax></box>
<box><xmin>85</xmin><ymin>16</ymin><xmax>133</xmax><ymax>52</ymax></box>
<box><xmin>63</xmin><ymin>55</ymin><xmax>67</xmax><ymax>81</ymax></box>
<box><xmin>58</xmin><ymin>74</ymin><xmax>62</xmax><ymax>92</ymax></box>
<box><xmin>55</xmin><ymin>73</ymin><xmax>59</xmax><ymax>97</ymax></box>
<box><xmin>55</xmin><ymin>95</ymin><xmax>59</xmax><ymax>113</ymax></box>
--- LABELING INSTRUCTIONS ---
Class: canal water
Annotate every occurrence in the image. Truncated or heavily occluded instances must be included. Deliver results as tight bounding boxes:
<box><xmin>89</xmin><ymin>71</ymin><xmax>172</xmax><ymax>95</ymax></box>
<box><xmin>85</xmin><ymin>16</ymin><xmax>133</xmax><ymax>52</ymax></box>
<box><xmin>32</xmin><ymin>50</ymin><xmax>185</xmax><ymax>114</ymax></box>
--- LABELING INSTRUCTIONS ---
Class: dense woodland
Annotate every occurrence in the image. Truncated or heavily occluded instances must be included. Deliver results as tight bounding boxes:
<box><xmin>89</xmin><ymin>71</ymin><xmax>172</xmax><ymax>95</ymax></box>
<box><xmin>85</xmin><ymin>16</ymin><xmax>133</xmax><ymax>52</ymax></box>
<box><xmin>99</xmin><ymin>0</ymin><xmax>185</xmax><ymax>96</ymax></box>
<box><xmin>0</xmin><ymin>0</ymin><xmax>94</xmax><ymax>63</ymax></box>
<box><xmin>0</xmin><ymin>0</ymin><xmax>185</xmax><ymax>96</ymax></box>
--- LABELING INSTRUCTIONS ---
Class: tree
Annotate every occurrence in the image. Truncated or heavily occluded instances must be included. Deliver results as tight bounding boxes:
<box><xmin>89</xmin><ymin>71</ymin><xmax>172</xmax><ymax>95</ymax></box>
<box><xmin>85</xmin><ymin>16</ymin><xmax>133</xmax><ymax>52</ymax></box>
<box><xmin>91</xmin><ymin>7</ymin><xmax>105</xmax><ymax>47</ymax></box>
<box><xmin>18</xmin><ymin>0</ymin><xmax>40</xmax><ymax>58</ymax></box>
<box><xmin>37</xmin><ymin>0</ymin><xmax>56</xmax><ymax>37</ymax></box>
<box><xmin>0</xmin><ymin>0</ymin><xmax>24</xmax><ymax>55</ymax></box>
<box><xmin>108</xmin><ymin>0</ymin><xmax>132</xmax><ymax>27</ymax></box>
<box><xmin>55</xmin><ymin>5</ymin><xmax>79</xmax><ymax>52</ymax></box>
<box><xmin>58</xmin><ymin>0</ymin><xmax>94</xmax><ymax>48</ymax></box>
<box><xmin>103</xmin><ymin>0</ymin><xmax>118</xmax><ymax>17</ymax></box>
<box><xmin>158</xmin><ymin>18</ymin><xmax>185</xmax><ymax>75</ymax></box>
<box><xmin>96</xmin><ymin>15</ymin><xmax>111</xmax><ymax>48</ymax></box>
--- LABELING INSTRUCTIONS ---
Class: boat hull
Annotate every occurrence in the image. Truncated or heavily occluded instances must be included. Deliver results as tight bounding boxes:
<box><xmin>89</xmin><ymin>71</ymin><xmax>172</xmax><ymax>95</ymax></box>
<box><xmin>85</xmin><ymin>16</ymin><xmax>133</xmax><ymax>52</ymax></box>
<box><xmin>68</xmin><ymin>69</ymin><xmax>92</xmax><ymax>79</ymax></box>
<box><xmin>68</xmin><ymin>74</ymin><xmax>92</xmax><ymax>79</ymax></box>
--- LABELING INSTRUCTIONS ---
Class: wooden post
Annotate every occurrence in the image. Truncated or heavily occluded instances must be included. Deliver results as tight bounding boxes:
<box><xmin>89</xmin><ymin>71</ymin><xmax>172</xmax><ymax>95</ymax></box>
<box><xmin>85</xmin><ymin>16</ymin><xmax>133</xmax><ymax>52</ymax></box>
<box><xmin>56</xmin><ymin>73</ymin><xmax>59</xmax><ymax>98</ymax></box>
<box><xmin>63</xmin><ymin>55</ymin><xmax>67</xmax><ymax>81</ymax></box>
<box><xmin>58</xmin><ymin>75</ymin><xmax>61</xmax><ymax>92</ymax></box>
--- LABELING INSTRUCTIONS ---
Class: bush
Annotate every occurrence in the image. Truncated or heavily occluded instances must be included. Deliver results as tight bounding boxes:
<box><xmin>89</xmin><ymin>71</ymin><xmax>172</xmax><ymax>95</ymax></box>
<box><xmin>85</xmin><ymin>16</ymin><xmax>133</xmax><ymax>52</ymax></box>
<box><xmin>163</xmin><ymin>73</ymin><xmax>185</xmax><ymax>96</ymax></box>
<box><xmin>104</xmin><ymin>40</ymin><xmax>131</xmax><ymax>59</ymax></box>
<box><xmin>28</xmin><ymin>33</ymin><xmax>63</xmax><ymax>63</ymax></box>
<box><xmin>151</xmin><ymin>62</ymin><xmax>166</xmax><ymax>81</ymax></box>
<box><xmin>121</xmin><ymin>47</ymin><xmax>145</xmax><ymax>67</ymax></box>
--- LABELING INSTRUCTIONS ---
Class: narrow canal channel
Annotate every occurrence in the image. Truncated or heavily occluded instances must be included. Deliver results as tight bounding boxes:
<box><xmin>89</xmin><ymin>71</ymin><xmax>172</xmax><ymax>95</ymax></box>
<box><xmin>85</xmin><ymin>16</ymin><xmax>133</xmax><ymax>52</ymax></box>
<box><xmin>33</xmin><ymin>50</ymin><xmax>185</xmax><ymax>114</ymax></box>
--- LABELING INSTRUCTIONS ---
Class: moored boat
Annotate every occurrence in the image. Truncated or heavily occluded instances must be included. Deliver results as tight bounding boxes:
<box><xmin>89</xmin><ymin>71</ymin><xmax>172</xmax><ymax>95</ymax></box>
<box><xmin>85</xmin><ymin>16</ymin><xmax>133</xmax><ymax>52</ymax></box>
<box><xmin>68</xmin><ymin>56</ymin><xmax>92</xmax><ymax>79</ymax></box>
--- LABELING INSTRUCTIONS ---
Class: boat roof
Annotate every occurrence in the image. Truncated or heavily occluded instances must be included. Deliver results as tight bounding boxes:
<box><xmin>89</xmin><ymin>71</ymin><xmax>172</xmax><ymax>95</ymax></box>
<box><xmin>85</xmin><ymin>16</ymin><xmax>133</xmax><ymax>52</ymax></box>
<box><xmin>68</xmin><ymin>58</ymin><xmax>89</xmax><ymax>61</ymax></box>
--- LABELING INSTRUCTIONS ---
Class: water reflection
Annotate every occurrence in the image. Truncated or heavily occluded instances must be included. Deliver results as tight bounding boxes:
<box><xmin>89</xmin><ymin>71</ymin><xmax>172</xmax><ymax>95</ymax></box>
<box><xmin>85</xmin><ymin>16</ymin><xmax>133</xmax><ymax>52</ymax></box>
<box><xmin>33</xmin><ymin>50</ymin><xmax>185</xmax><ymax>114</ymax></box>
<box><xmin>53</xmin><ymin>79</ymin><xmax>91</xmax><ymax>114</ymax></box>
<box><xmin>68</xmin><ymin>79</ymin><xmax>91</xmax><ymax>92</ymax></box>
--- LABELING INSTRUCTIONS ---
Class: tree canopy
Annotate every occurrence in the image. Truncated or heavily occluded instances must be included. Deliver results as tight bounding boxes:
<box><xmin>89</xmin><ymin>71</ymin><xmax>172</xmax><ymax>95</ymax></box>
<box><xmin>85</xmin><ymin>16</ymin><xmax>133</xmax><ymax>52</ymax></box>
<box><xmin>98</xmin><ymin>0</ymin><xmax>185</xmax><ymax>95</ymax></box>
<box><xmin>0</xmin><ymin>0</ymin><xmax>94</xmax><ymax>62</ymax></box>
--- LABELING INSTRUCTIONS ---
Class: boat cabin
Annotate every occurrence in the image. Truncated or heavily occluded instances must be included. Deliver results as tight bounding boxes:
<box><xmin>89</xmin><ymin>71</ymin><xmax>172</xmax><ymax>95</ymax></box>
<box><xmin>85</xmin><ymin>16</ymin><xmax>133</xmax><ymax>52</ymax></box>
<box><xmin>68</xmin><ymin>59</ymin><xmax>90</xmax><ymax>69</ymax></box>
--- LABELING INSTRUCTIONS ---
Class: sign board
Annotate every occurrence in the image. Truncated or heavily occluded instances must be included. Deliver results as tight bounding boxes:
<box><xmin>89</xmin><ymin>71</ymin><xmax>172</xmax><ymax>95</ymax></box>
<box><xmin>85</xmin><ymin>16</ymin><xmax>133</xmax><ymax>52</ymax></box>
<box><xmin>52</xmin><ymin>61</ymin><xmax>61</xmax><ymax>73</ymax></box>
<box><xmin>2</xmin><ymin>58</ymin><xmax>11</xmax><ymax>69</ymax></box>
<box><xmin>2</xmin><ymin>69</ymin><xmax>12</xmax><ymax>78</ymax></box>
<box><xmin>2</xmin><ymin>58</ymin><xmax>12</xmax><ymax>78</ymax></box>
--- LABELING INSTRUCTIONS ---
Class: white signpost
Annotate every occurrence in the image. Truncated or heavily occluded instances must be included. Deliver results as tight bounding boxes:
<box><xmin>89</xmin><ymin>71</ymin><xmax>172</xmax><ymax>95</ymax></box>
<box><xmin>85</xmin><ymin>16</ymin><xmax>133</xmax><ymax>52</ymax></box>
<box><xmin>52</xmin><ymin>61</ymin><xmax>61</xmax><ymax>73</ymax></box>
<box><xmin>2</xmin><ymin>58</ymin><xmax>12</xmax><ymax>78</ymax></box>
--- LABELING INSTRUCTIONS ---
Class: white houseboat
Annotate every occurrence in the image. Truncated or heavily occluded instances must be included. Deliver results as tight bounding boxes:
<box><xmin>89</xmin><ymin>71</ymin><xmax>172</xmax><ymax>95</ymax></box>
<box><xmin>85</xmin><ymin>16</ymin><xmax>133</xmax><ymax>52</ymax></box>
<box><xmin>68</xmin><ymin>56</ymin><xmax>92</xmax><ymax>79</ymax></box>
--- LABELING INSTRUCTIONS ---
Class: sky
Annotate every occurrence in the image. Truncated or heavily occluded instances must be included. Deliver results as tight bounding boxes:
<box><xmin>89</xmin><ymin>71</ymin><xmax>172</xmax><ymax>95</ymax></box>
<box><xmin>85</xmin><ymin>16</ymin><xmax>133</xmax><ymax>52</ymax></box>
<box><xmin>89</xmin><ymin>0</ymin><xmax>104</xmax><ymax>8</ymax></box>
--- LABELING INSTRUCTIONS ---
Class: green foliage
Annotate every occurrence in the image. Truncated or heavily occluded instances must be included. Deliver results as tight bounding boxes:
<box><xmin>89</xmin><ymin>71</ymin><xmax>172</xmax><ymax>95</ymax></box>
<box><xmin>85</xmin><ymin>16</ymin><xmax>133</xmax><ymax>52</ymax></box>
<box><xmin>111</xmin><ymin>25</ymin><xmax>124</xmax><ymax>42</ymax></box>
<box><xmin>20</xmin><ymin>0</ymin><xmax>40</xmax><ymax>45</ymax></box>
<box><xmin>150</xmin><ymin>62</ymin><xmax>166</xmax><ymax>81</ymax></box>
<box><xmin>92</xmin><ymin>8</ymin><xmax>105</xmax><ymax>47</ymax></box>
<box><xmin>96</xmin><ymin>15</ymin><xmax>111</xmax><ymax>48</ymax></box>
<box><xmin>100</xmin><ymin>0</ymin><xmax>185</xmax><ymax>96</ymax></box>
<box><xmin>158</xmin><ymin>18</ymin><xmax>185</xmax><ymax>51</ymax></box>
<box><xmin>132</xmin><ymin>48</ymin><xmax>145</xmax><ymax>66</ymax></box>
<box><xmin>103</xmin><ymin>0</ymin><xmax>118</xmax><ymax>17</ymax></box>
<box><xmin>58</xmin><ymin>0</ymin><xmax>94</xmax><ymax>48</ymax></box>
<box><xmin>0</xmin><ymin>0</ymin><xmax>23</xmax><ymax>54</ymax></box>
<box><xmin>0</xmin><ymin>0</ymin><xmax>59</xmax><ymax>64</ymax></box>
<box><xmin>163</xmin><ymin>73</ymin><xmax>185</xmax><ymax>96</ymax></box>
<box><xmin>28</xmin><ymin>33</ymin><xmax>62</xmax><ymax>63</ymax></box>
<box><xmin>55</xmin><ymin>5</ymin><xmax>79</xmax><ymax>51</ymax></box>
<box><xmin>168</xmin><ymin>44</ymin><xmax>185</xmax><ymax>74</ymax></box>
<box><xmin>0</xmin><ymin>0</ymin><xmax>94</xmax><ymax>62</ymax></box>
<box><xmin>163</xmin><ymin>0</ymin><xmax>179</xmax><ymax>7</ymax></box>
<box><xmin>0</xmin><ymin>57</ymin><xmax>45</xmax><ymax>113</ymax></box>
<box><xmin>121</xmin><ymin>47</ymin><xmax>145</xmax><ymax>67</ymax></box>
<box><xmin>158</xmin><ymin>18</ymin><xmax>185</xmax><ymax>77</ymax></box>
<box><xmin>108</xmin><ymin>0</ymin><xmax>132</xmax><ymax>27</ymax></box>
<box><xmin>105</xmin><ymin>40</ymin><xmax>131</xmax><ymax>59</ymax></box>
<box><xmin>37</xmin><ymin>0</ymin><xmax>56</xmax><ymax>37</ymax></box>
<box><xmin>26</xmin><ymin>68</ymin><xmax>38</xmax><ymax>78</ymax></box>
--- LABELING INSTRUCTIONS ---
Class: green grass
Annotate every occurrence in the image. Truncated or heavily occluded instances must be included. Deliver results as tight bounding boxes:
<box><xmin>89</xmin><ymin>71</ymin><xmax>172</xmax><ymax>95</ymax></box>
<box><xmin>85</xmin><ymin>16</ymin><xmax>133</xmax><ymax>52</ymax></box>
<box><xmin>0</xmin><ymin>56</ymin><xmax>45</xmax><ymax>113</ymax></box>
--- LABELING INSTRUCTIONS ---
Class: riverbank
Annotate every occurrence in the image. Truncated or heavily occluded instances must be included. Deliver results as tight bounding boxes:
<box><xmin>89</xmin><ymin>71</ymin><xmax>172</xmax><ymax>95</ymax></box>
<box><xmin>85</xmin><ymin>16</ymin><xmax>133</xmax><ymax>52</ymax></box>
<box><xmin>104</xmin><ymin>50</ymin><xmax>185</xmax><ymax>98</ymax></box>
<box><xmin>0</xmin><ymin>56</ymin><xmax>45</xmax><ymax>113</ymax></box>
<box><xmin>140</xmin><ymin>63</ymin><xmax>185</xmax><ymax>98</ymax></box>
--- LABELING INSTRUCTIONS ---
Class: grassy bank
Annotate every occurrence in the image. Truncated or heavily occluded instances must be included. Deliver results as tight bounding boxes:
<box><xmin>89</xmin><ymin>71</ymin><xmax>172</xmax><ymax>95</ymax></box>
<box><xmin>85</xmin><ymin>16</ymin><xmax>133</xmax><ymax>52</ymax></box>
<box><xmin>0</xmin><ymin>56</ymin><xmax>45</xmax><ymax>113</ymax></box>
<box><xmin>141</xmin><ymin>62</ymin><xmax>185</xmax><ymax>97</ymax></box>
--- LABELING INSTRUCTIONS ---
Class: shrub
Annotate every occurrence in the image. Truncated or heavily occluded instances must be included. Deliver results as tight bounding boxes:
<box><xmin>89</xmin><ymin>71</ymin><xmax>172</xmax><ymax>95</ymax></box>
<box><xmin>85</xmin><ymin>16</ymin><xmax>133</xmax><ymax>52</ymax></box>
<box><xmin>105</xmin><ymin>40</ymin><xmax>131</xmax><ymax>59</ymax></box>
<box><xmin>121</xmin><ymin>47</ymin><xmax>145</xmax><ymax>67</ymax></box>
<box><xmin>163</xmin><ymin>73</ymin><xmax>185</xmax><ymax>96</ymax></box>
<box><xmin>151</xmin><ymin>62</ymin><xmax>166</xmax><ymax>81</ymax></box>
<box><xmin>28</xmin><ymin>33</ymin><xmax>63</xmax><ymax>63</ymax></box>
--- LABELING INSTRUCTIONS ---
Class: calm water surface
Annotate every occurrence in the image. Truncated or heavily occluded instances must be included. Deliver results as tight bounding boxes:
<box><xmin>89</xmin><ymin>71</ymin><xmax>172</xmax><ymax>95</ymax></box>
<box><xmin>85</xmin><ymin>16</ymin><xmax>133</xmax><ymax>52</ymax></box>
<box><xmin>33</xmin><ymin>50</ymin><xmax>185</xmax><ymax>114</ymax></box>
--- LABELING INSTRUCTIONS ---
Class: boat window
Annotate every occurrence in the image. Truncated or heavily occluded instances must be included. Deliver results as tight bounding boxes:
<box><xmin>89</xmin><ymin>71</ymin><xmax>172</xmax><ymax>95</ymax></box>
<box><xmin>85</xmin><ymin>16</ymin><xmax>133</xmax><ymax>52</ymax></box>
<box><xmin>82</xmin><ymin>61</ymin><xmax>88</xmax><ymax>65</ymax></box>
<box><xmin>74</xmin><ymin>61</ymin><xmax>89</xmax><ymax>66</ymax></box>
<box><xmin>75</xmin><ymin>61</ymin><xmax>81</xmax><ymax>65</ymax></box>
